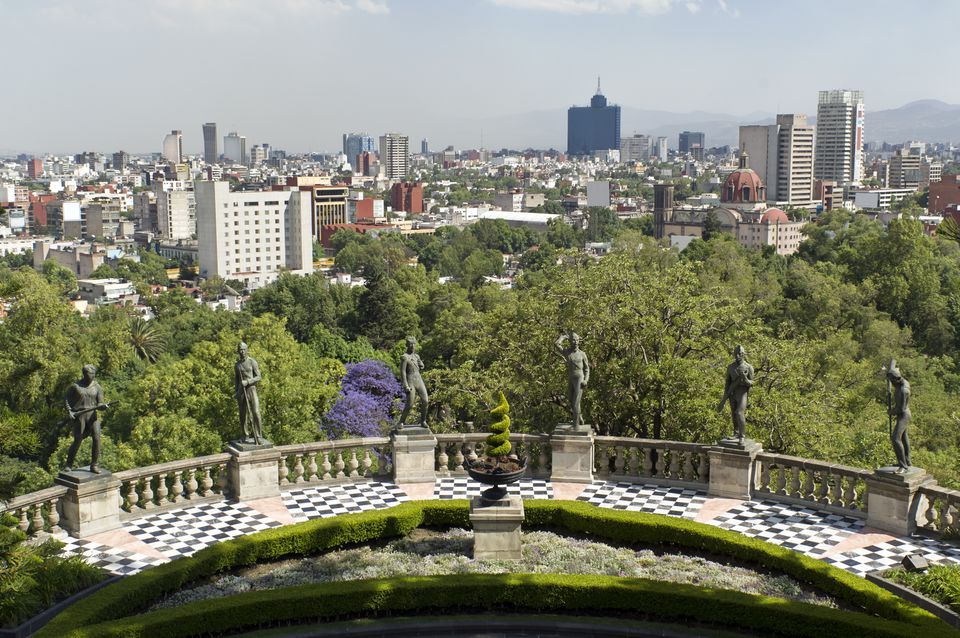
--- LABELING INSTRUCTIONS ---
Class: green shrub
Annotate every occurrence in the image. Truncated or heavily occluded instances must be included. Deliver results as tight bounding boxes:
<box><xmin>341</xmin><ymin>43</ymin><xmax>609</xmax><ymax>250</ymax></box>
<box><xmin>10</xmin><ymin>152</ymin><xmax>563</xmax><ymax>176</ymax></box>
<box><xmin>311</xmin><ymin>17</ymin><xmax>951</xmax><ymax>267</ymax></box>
<box><xmin>888</xmin><ymin>564</ymin><xmax>960</xmax><ymax>612</ymax></box>
<box><xmin>37</xmin><ymin>501</ymin><xmax>950</xmax><ymax>638</ymax></box>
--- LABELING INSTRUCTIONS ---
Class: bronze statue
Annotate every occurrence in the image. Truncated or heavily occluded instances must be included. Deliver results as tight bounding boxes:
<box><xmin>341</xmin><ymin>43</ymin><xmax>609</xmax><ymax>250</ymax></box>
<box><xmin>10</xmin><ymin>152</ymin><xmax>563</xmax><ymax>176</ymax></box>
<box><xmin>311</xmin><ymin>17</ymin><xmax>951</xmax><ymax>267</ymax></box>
<box><xmin>555</xmin><ymin>331</ymin><xmax>590</xmax><ymax>428</ymax></box>
<box><xmin>64</xmin><ymin>364</ymin><xmax>110</xmax><ymax>473</ymax></box>
<box><xmin>399</xmin><ymin>337</ymin><xmax>429</xmax><ymax>429</ymax></box>
<box><xmin>886</xmin><ymin>362</ymin><xmax>912</xmax><ymax>473</ymax></box>
<box><xmin>718</xmin><ymin>345</ymin><xmax>754</xmax><ymax>442</ymax></box>
<box><xmin>235</xmin><ymin>341</ymin><xmax>264</xmax><ymax>444</ymax></box>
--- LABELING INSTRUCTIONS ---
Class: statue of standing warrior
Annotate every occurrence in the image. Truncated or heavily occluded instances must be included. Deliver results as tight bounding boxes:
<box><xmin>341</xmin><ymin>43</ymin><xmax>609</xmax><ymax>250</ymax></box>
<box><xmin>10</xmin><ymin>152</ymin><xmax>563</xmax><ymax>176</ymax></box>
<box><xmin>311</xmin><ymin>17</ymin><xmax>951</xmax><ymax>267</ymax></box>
<box><xmin>555</xmin><ymin>331</ymin><xmax>590</xmax><ymax>428</ymax></box>
<box><xmin>717</xmin><ymin>345</ymin><xmax>754</xmax><ymax>442</ymax></box>
<box><xmin>235</xmin><ymin>341</ymin><xmax>265</xmax><ymax>445</ymax></box>
<box><xmin>64</xmin><ymin>364</ymin><xmax>111</xmax><ymax>473</ymax></box>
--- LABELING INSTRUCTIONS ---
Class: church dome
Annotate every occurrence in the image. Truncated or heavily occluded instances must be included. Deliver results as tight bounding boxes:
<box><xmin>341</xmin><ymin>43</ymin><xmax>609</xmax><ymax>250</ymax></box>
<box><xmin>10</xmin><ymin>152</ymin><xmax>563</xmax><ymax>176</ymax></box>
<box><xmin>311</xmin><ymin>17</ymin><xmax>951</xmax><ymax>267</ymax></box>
<box><xmin>722</xmin><ymin>152</ymin><xmax>765</xmax><ymax>204</ymax></box>
<box><xmin>760</xmin><ymin>207</ymin><xmax>789</xmax><ymax>224</ymax></box>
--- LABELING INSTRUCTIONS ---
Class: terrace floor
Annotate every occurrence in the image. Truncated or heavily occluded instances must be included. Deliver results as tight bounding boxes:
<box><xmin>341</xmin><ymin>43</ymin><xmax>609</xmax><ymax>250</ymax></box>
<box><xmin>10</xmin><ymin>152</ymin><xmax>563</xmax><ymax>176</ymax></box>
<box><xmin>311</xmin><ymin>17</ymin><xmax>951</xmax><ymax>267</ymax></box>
<box><xmin>56</xmin><ymin>478</ymin><xmax>960</xmax><ymax>579</ymax></box>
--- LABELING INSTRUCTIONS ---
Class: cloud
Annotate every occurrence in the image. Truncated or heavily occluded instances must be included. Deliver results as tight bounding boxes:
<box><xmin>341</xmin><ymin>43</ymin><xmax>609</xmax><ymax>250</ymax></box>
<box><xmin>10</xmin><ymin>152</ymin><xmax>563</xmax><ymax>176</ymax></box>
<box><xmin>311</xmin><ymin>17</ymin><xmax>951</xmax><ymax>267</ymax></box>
<box><xmin>685</xmin><ymin>1</ymin><xmax>701</xmax><ymax>13</ymax></box>
<box><xmin>355</xmin><ymin>0</ymin><xmax>390</xmax><ymax>13</ymax></box>
<box><xmin>489</xmin><ymin>0</ymin><xmax>676</xmax><ymax>15</ymax></box>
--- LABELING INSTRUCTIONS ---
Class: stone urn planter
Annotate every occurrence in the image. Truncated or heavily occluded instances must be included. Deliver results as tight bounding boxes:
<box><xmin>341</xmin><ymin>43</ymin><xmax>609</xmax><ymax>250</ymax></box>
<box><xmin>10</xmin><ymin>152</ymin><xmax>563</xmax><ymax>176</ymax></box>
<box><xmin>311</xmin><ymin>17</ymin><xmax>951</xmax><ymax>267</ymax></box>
<box><xmin>466</xmin><ymin>455</ymin><xmax>526</xmax><ymax>503</ymax></box>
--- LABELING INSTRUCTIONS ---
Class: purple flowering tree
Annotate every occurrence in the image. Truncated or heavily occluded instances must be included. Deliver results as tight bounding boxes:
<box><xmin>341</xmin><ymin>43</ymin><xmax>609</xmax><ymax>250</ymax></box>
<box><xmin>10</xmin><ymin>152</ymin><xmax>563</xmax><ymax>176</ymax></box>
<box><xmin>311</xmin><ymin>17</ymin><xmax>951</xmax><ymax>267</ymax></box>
<box><xmin>322</xmin><ymin>359</ymin><xmax>403</xmax><ymax>438</ymax></box>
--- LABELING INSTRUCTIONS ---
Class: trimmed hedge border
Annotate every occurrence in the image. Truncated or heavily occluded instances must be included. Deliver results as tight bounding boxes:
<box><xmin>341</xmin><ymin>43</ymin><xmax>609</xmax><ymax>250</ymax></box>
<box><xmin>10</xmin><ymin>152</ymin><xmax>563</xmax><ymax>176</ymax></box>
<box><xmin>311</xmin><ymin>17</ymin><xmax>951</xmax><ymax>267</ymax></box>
<box><xmin>36</xmin><ymin>500</ymin><xmax>953</xmax><ymax>638</ymax></box>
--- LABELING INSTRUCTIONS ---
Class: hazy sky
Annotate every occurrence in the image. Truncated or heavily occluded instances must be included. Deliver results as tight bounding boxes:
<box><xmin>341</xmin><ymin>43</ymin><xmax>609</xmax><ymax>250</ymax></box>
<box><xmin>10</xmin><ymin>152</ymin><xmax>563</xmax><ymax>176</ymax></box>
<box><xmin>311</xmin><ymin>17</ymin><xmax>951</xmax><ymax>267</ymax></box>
<box><xmin>2</xmin><ymin>0</ymin><xmax>957</xmax><ymax>154</ymax></box>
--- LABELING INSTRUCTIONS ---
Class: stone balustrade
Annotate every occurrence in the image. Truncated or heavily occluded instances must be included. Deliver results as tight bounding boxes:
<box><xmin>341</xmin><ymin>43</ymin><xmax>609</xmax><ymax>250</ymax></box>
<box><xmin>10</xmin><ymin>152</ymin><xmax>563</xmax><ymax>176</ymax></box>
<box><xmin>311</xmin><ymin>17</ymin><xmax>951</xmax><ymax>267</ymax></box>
<box><xmin>1</xmin><ymin>486</ymin><xmax>67</xmax><ymax>535</ymax></box>
<box><xmin>594</xmin><ymin>437</ymin><xmax>710</xmax><ymax>487</ymax></box>
<box><xmin>115</xmin><ymin>453</ymin><xmax>231</xmax><ymax>515</ymax></box>
<box><xmin>435</xmin><ymin>433</ymin><xmax>551</xmax><ymax>477</ymax></box>
<box><xmin>753</xmin><ymin>453</ymin><xmax>871</xmax><ymax>518</ymax></box>
<box><xmin>916</xmin><ymin>484</ymin><xmax>960</xmax><ymax>534</ymax></box>
<box><xmin>276</xmin><ymin>438</ymin><xmax>393</xmax><ymax>486</ymax></box>
<box><xmin>2</xmin><ymin>430</ymin><xmax>955</xmax><ymax>542</ymax></box>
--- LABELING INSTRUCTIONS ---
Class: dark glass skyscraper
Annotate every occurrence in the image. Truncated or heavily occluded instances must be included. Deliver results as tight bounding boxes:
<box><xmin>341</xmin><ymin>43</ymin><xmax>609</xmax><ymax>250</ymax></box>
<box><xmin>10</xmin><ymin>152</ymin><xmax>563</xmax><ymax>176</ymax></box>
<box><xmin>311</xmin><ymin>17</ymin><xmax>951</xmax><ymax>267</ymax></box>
<box><xmin>567</xmin><ymin>81</ymin><xmax>620</xmax><ymax>156</ymax></box>
<box><xmin>203</xmin><ymin>123</ymin><xmax>218</xmax><ymax>164</ymax></box>
<box><xmin>678</xmin><ymin>131</ymin><xmax>705</xmax><ymax>154</ymax></box>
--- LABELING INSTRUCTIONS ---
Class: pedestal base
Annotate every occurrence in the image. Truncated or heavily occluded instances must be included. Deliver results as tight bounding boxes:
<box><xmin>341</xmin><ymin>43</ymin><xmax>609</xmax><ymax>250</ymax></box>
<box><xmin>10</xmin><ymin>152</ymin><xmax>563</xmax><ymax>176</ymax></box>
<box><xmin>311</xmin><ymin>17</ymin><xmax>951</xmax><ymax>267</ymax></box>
<box><xmin>470</xmin><ymin>495</ymin><xmax>524</xmax><ymax>560</ymax></box>
<box><xmin>55</xmin><ymin>472</ymin><xmax>121</xmax><ymax>537</ymax></box>
<box><xmin>392</xmin><ymin>430</ymin><xmax>437</xmax><ymax>483</ymax></box>
<box><xmin>228</xmin><ymin>438</ymin><xmax>274</xmax><ymax>452</ymax></box>
<box><xmin>549</xmin><ymin>431</ymin><xmax>594</xmax><ymax>483</ymax></box>
<box><xmin>866</xmin><ymin>467</ymin><xmax>933</xmax><ymax>536</ymax></box>
<box><xmin>226</xmin><ymin>442</ymin><xmax>281</xmax><ymax>501</ymax></box>
<box><xmin>707</xmin><ymin>439</ymin><xmax>762</xmax><ymax>500</ymax></box>
<box><xmin>555</xmin><ymin>422</ymin><xmax>593</xmax><ymax>435</ymax></box>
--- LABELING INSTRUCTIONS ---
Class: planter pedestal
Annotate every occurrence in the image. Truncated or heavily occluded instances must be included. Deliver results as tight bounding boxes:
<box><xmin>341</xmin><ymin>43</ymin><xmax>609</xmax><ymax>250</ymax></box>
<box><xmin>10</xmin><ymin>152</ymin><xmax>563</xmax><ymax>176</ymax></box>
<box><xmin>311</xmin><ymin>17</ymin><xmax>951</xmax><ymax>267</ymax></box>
<box><xmin>470</xmin><ymin>495</ymin><xmax>524</xmax><ymax>560</ymax></box>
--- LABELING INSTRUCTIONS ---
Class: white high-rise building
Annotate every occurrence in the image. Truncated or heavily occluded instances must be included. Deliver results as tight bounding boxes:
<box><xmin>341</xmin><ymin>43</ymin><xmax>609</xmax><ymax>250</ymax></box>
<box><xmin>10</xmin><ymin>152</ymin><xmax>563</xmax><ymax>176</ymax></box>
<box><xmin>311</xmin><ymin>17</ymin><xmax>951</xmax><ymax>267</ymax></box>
<box><xmin>154</xmin><ymin>180</ymin><xmax>196</xmax><ymax>240</ymax></box>
<box><xmin>814</xmin><ymin>90</ymin><xmax>864</xmax><ymax>186</ymax></box>
<box><xmin>223</xmin><ymin>132</ymin><xmax>247</xmax><ymax>165</ymax></box>
<box><xmin>655</xmin><ymin>137</ymin><xmax>668</xmax><ymax>163</ymax></box>
<box><xmin>162</xmin><ymin>130</ymin><xmax>183</xmax><ymax>164</ymax></box>
<box><xmin>620</xmin><ymin>134</ymin><xmax>651</xmax><ymax>163</ymax></box>
<box><xmin>195</xmin><ymin>181</ymin><xmax>312</xmax><ymax>290</ymax></box>
<box><xmin>739</xmin><ymin>114</ymin><xmax>815</xmax><ymax>207</ymax></box>
<box><xmin>379</xmin><ymin>133</ymin><xmax>409</xmax><ymax>180</ymax></box>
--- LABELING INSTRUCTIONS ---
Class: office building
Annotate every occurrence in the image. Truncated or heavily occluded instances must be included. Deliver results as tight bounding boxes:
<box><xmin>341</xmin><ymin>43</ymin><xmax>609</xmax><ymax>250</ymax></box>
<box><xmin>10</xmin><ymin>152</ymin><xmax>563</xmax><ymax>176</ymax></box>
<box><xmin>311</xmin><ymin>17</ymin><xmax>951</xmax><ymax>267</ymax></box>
<box><xmin>739</xmin><ymin>114</ymin><xmax>815</xmax><ymax>207</ymax></box>
<box><xmin>343</xmin><ymin>133</ymin><xmax>376</xmax><ymax>163</ymax></box>
<box><xmin>308</xmin><ymin>185</ymin><xmax>349</xmax><ymax>239</ymax></box>
<box><xmin>421</xmin><ymin>139</ymin><xmax>429</xmax><ymax>155</ymax></box>
<box><xmin>154</xmin><ymin>180</ymin><xmax>196</xmax><ymax>240</ymax></box>
<box><xmin>620</xmin><ymin>135</ymin><xmax>651</xmax><ymax>163</ymax></box>
<box><xmin>203</xmin><ymin>123</ymin><xmax>218</xmax><ymax>164</ymax></box>
<box><xmin>355</xmin><ymin>151</ymin><xmax>375</xmax><ymax>177</ymax></box>
<box><xmin>162</xmin><ymin>130</ymin><xmax>183</xmax><ymax>164</ymax></box>
<box><xmin>379</xmin><ymin>133</ymin><xmax>409</xmax><ymax>180</ymax></box>
<box><xmin>587</xmin><ymin>181</ymin><xmax>611</xmax><ymax>208</ymax></box>
<box><xmin>391</xmin><ymin>182</ymin><xmax>424</xmax><ymax>214</ymax></box>
<box><xmin>929</xmin><ymin>175</ymin><xmax>960</xmax><ymax>215</ymax></box>
<box><xmin>678</xmin><ymin>131</ymin><xmax>705</xmax><ymax>154</ymax></box>
<box><xmin>195</xmin><ymin>181</ymin><xmax>313</xmax><ymax>290</ymax></box>
<box><xmin>814</xmin><ymin>90</ymin><xmax>864</xmax><ymax>186</ymax></box>
<box><xmin>27</xmin><ymin>158</ymin><xmax>43</xmax><ymax>178</ymax></box>
<box><xmin>112</xmin><ymin>151</ymin><xmax>130</xmax><ymax>171</ymax></box>
<box><xmin>223</xmin><ymin>132</ymin><xmax>247</xmax><ymax>165</ymax></box>
<box><xmin>567</xmin><ymin>80</ymin><xmax>620</xmax><ymax>156</ymax></box>
<box><xmin>249</xmin><ymin>144</ymin><xmax>269</xmax><ymax>167</ymax></box>
<box><xmin>655</xmin><ymin>137</ymin><xmax>668</xmax><ymax>163</ymax></box>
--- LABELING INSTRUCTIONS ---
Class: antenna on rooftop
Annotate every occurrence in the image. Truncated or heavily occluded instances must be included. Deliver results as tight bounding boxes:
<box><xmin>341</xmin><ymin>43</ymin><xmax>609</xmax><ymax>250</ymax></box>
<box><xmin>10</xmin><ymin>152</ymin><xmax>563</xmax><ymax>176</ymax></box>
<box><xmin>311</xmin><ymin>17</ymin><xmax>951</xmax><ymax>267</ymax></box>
<box><xmin>596</xmin><ymin>75</ymin><xmax>601</xmax><ymax>94</ymax></box>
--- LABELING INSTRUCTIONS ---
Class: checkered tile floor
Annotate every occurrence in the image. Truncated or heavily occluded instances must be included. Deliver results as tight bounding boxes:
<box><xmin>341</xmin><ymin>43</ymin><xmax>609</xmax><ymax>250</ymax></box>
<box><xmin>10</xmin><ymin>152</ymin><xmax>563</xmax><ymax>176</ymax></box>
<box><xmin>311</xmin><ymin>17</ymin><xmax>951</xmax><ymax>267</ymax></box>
<box><xmin>577</xmin><ymin>482</ymin><xmax>706</xmax><ymax>519</ymax></box>
<box><xmin>126</xmin><ymin>501</ymin><xmax>280</xmax><ymax>560</ymax></box>
<box><xmin>58</xmin><ymin>536</ymin><xmax>166</xmax><ymax>575</ymax></box>
<box><xmin>283</xmin><ymin>481</ymin><xmax>409</xmax><ymax>521</ymax></box>
<box><xmin>709</xmin><ymin>499</ymin><xmax>863</xmax><ymax>557</ymax></box>
<box><xmin>434</xmin><ymin>476</ymin><xmax>553</xmax><ymax>500</ymax></box>
<box><xmin>825</xmin><ymin>536</ymin><xmax>960</xmax><ymax>576</ymax></box>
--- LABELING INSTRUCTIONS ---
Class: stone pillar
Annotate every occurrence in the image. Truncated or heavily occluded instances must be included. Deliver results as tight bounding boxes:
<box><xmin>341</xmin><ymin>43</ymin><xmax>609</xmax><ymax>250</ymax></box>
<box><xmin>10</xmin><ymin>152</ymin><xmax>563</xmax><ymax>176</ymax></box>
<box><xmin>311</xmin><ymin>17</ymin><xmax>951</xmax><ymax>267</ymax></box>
<box><xmin>707</xmin><ymin>439</ymin><xmax>762</xmax><ymax>500</ymax></box>
<box><xmin>470</xmin><ymin>495</ymin><xmax>524</xmax><ymax>560</ymax></box>
<box><xmin>55</xmin><ymin>471</ymin><xmax>122</xmax><ymax>538</ymax></box>
<box><xmin>392</xmin><ymin>428</ymin><xmax>437</xmax><ymax>483</ymax></box>
<box><xmin>866</xmin><ymin>467</ymin><xmax>934</xmax><ymax>536</ymax></box>
<box><xmin>549</xmin><ymin>428</ymin><xmax>594</xmax><ymax>483</ymax></box>
<box><xmin>226</xmin><ymin>441</ymin><xmax>281</xmax><ymax>501</ymax></box>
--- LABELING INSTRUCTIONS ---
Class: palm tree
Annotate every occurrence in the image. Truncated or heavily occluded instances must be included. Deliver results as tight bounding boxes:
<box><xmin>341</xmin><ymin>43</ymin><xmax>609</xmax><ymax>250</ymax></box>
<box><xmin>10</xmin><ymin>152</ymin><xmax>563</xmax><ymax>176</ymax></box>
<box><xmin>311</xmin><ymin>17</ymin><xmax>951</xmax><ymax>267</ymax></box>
<box><xmin>129</xmin><ymin>317</ymin><xmax>165</xmax><ymax>363</ymax></box>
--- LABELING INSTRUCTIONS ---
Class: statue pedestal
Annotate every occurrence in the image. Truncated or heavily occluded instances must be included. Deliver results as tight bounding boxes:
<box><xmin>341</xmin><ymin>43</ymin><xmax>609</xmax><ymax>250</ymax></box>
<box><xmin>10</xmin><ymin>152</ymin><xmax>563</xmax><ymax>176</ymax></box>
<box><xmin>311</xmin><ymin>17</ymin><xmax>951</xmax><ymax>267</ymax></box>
<box><xmin>470</xmin><ymin>495</ymin><xmax>524</xmax><ymax>560</ymax></box>
<box><xmin>866</xmin><ymin>467</ymin><xmax>933</xmax><ymax>536</ymax></box>
<box><xmin>55</xmin><ymin>469</ymin><xmax>121</xmax><ymax>537</ymax></box>
<box><xmin>392</xmin><ymin>429</ymin><xmax>437</xmax><ymax>483</ymax></box>
<box><xmin>549</xmin><ymin>428</ymin><xmax>594</xmax><ymax>483</ymax></box>
<box><xmin>226</xmin><ymin>441</ymin><xmax>280</xmax><ymax>501</ymax></box>
<box><xmin>707</xmin><ymin>439</ymin><xmax>762</xmax><ymax>500</ymax></box>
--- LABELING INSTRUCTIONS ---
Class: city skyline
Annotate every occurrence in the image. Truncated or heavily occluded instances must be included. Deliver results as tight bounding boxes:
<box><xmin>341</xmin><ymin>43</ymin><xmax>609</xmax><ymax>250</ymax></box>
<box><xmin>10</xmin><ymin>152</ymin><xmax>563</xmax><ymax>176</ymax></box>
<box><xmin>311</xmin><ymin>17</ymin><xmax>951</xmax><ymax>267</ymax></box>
<box><xmin>2</xmin><ymin>0</ymin><xmax>959</xmax><ymax>154</ymax></box>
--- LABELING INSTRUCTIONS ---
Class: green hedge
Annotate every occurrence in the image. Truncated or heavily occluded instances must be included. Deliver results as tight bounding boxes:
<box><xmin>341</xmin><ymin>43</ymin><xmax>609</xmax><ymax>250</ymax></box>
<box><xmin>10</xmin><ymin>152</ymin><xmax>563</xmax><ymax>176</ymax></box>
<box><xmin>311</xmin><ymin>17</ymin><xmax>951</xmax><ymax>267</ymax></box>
<box><xmin>37</xmin><ymin>500</ymin><xmax>951</xmax><ymax>638</ymax></box>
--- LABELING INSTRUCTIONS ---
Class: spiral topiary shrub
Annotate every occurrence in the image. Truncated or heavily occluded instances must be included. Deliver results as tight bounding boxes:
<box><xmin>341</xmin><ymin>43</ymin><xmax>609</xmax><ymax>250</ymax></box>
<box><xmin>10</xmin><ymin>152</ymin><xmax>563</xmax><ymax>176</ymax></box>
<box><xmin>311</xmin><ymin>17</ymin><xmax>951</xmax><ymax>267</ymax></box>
<box><xmin>485</xmin><ymin>391</ymin><xmax>511</xmax><ymax>458</ymax></box>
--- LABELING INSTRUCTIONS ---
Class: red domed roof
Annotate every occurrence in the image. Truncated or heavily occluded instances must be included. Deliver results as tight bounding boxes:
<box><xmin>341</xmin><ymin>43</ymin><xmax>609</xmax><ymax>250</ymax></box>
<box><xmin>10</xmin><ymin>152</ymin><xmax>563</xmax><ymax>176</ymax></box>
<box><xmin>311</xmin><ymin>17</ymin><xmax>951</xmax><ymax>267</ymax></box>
<box><xmin>760</xmin><ymin>207</ymin><xmax>789</xmax><ymax>224</ymax></box>
<box><xmin>722</xmin><ymin>169</ymin><xmax>765</xmax><ymax>203</ymax></box>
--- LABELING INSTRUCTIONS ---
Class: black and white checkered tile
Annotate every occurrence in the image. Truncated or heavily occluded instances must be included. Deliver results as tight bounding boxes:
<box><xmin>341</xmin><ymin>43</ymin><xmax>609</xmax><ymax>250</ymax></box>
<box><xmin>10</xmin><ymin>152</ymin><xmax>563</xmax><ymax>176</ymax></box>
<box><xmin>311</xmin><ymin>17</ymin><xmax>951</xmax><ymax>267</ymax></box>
<box><xmin>708</xmin><ymin>499</ymin><xmax>863</xmax><ymax>557</ymax></box>
<box><xmin>825</xmin><ymin>536</ymin><xmax>960</xmax><ymax>576</ymax></box>
<box><xmin>576</xmin><ymin>482</ymin><xmax>707</xmax><ymax>519</ymax></box>
<box><xmin>126</xmin><ymin>501</ymin><xmax>280</xmax><ymax>560</ymax></box>
<box><xmin>58</xmin><ymin>536</ymin><xmax>166</xmax><ymax>575</ymax></box>
<box><xmin>283</xmin><ymin>481</ymin><xmax>409</xmax><ymax>521</ymax></box>
<box><xmin>434</xmin><ymin>477</ymin><xmax>553</xmax><ymax>500</ymax></box>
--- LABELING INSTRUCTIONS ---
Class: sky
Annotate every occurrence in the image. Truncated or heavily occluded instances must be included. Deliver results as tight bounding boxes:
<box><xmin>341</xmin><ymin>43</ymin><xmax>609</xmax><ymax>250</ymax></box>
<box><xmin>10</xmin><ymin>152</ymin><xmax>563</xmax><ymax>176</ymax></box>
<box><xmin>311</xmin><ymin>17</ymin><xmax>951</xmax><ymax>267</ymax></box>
<box><xmin>1</xmin><ymin>0</ymin><xmax>957</xmax><ymax>155</ymax></box>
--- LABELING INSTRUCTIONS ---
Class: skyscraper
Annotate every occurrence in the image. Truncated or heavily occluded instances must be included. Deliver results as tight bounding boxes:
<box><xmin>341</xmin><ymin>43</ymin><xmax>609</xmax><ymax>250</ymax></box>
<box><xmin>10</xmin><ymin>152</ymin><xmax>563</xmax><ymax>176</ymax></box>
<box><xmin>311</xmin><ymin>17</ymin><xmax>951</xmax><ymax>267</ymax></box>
<box><xmin>223</xmin><ymin>132</ymin><xmax>247</xmax><ymax>165</ymax></box>
<box><xmin>814</xmin><ymin>90</ymin><xmax>864</xmax><ymax>186</ymax></box>
<box><xmin>203</xmin><ymin>123</ymin><xmax>218</xmax><ymax>164</ymax></box>
<box><xmin>620</xmin><ymin>134</ymin><xmax>651</xmax><ymax>162</ymax></box>
<box><xmin>739</xmin><ymin>114</ymin><xmax>815</xmax><ymax>206</ymax></box>
<box><xmin>379</xmin><ymin>133</ymin><xmax>409</xmax><ymax>180</ymax></box>
<box><xmin>678</xmin><ymin>131</ymin><xmax>705</xmax><ymax>154</ymax></box>
<box><xmin>343</xmin><ymin>133</ymin><xmax>376</xmax><ymax>163</ymax></box>
<box><xmin>655</xmin><ymin>137</ymin><xmax>668</xmax><ymax>163</ymax></box>
<box><xmin>421</xmin><ymin>139</ymin><xmax>429</xmax><ymax>155</ymax></box>
<box><xmin>162</xmin><ymin>130</ymin><xmax>183</xmax><ymax>164</ymax></box>
<box><xmin>567</xmin><ymin>79</ymin><xmax>621</xmax><ymax>156</ymax></box>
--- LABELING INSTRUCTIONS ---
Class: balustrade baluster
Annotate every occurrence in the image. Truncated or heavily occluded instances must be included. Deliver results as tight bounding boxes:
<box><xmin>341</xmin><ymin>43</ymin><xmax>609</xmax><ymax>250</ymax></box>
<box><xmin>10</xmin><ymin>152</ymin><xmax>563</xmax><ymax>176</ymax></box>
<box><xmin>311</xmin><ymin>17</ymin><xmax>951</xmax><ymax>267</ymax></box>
<box><xmin>668</xmin><ymin>449</ymin><xmax>680</xmax><ymax>480</ymax></box>
<box><xmin>939</xmin><ymin>497</ymin><xmax>952</xmax><ymax>531</ymax></box>
<box><xmin>30</xmin><ymin>504</ymin><xmax>43</xmax><ymax>533</ymax></box>
<box><xmin>613</xmin><ymin>446</ymin><xmax>625</xmax><ymax>475</ymax></box>
<box><xmin>321</xmin><ymin>451</ymin><xmax>332</xmax><ymax>480</ymax></box>
<box><xmin>801</xmin><ymin>467</ymin><xmax>814</xmax><ymax>500</ymax></box>
<box><xmin>170</xmin><ymin>471</ymin><xmax>184</xmax><ymax>503</ymax></box>
<box><xmin>641</xmin><ymin>447</ymin><xmax>653</xmax><ymax>477</ymax></box>
<box><xmin>215</xmin><ymin>464</ymin><xmax>227</xmax><ymax>494</ymax></box>
<box><xmin>201</xmin><ymin>467</ymin><xmax>213</xmax><ymax>496</ymax></box>
<box><xmin>467</xmin><ymin>444</ymin><xmax>479</xmax><ymax>465</ymax></box>
<box><xmin>156</xmin><ymin>474</ymin><xmax>169</xmax><ymax>504</ymax></box>
<box><xmin>348</xmin><ymin>450</ymin><xmax>360</xmax><ymax>478</ymax></box>
<box><xmin>141</xmin><ymin>476</ymin><xmax>155</xmax><ymax>509</ymax></box>
<box><xmin>924</xmin><ymin>493</ymin><xmax>938</xmax><ymax>529</ymax></box>
<box><xmin>47</xmin><ymin>498</ymin><xmax>61</xmax><ymax>533</ymax></box>
<box><xmin>437</xmin><ymin>444</ymin><xmax>449</xmax><ymax>475</ymax></box>
<box><xmin>17</xmin><ymin>508</ymin><xmax>28</xmax><ymax>532</ymax></box>
<box><xmin>774</xmin><ymin>465</ymin><xmax>787</xmax><ymax>496</ymax></box>
<box><xmin>830</xmin><ymin>472</ymin><xmax>844</xmax><ymax>508</ymax></box>
<box><xmin>788</xmin><ymin>466</ymin><xmax>801</xmax><ymax>498</ymax></box>
<box><xmin>124</xmin><ymin>481</ymin><xmax>139</xmax><ymax>510</ymax></box>
<box><xmin>187</xmin><ymin>469</ymin><xmax>199</xmax><ymax>498</ymax></box>
<box><xmin>539</xmin><ymin>444</ymin><xmax>549</xmax><ymax>475</ymax></box>
<box><xmin>293</xmin><ymin>454</ymin><xmax>305</xmax><ymax>483</ymax></box>
<box><xmin>278</xmin><ymin>458</ymin><xmax>290</xmax><ymax>485</ymax></box>
<box><xmin>653</xmin><ymin>448</ymin><xmax>665</xmax><ymax>477</ymax></box>
<box><xmin>815</xmin><ymin>470</ymin><xmax>830</xmax><ymax>505</ymax></box>
<box><xmin>453</xmin><ymin>445</ymin><xmax>465</xmax><ymax>472</ymax></box>
<box><xmin>682</xmin><ymin>452</ymin><xmax>694</xmax><ymax>482</ymax></box>
<box><xmin>842</xmin><ymin>475</ymin><xmax>856</xmax><ymax>509</ymax></box>
<box><xmin>362</xmin><ymin>449</ymin><xmax>373</xmax><ymax>477</ymax></box>
<box><xmin>334</xmin><ymin>451</ymin><xmax>346</xmax><ymax>478</ymax></box>
<box><xmin>307</xmin><ymin>453</ymin><xmax>319</xmax><ymax>482</ymax></box>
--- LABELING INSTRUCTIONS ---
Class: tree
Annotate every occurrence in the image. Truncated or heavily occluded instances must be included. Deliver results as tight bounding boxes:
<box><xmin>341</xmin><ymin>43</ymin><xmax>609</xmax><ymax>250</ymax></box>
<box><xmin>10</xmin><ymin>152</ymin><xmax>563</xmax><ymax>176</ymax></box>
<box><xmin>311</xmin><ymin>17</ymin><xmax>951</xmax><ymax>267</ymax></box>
<box><xmin>321</xmin><ymin>359</ymin><xmax>403</xmax><ymax>438</ymax></box>
<box><xmin>129</xmin><ymin>317</ymin><xmax>165</xmax><ymax>363</ymax></box>
<box><xmin>702</xmin><ymin>210</ymin><xmax>723</xmax><ymax>241</ymax></box>
<box><xmin>245</xmin><ymin>273</ymin><xmax>335</xmax><ymax>342</ymax></box>
<box><xmin>355</xmin><ymin>263</ymin><xmax>420</xmax><ymax>349</ymax></box>
<box><xmin>40</xmin><ymin>259</ymin><xmax>76</xmax><ymax>296</ymax></box>
<box><xmin>546</xmin><ymin>217</ymin><xmax>581</xmax><ymax>249</ymax></box>
<box><xmin>584</xmin><ymin>207</ymin><xmax>620</xmax><ymax>243</ymax></box>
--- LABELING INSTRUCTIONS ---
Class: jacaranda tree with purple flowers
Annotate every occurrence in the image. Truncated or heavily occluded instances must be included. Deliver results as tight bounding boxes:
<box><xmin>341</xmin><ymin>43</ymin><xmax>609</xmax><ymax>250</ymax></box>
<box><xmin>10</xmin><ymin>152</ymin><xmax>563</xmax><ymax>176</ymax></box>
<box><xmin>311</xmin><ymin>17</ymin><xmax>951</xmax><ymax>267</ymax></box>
<box><xmin>322</xmin><ymin>359</ymin><xmax>403</xmax><ymax>438</ymax></box>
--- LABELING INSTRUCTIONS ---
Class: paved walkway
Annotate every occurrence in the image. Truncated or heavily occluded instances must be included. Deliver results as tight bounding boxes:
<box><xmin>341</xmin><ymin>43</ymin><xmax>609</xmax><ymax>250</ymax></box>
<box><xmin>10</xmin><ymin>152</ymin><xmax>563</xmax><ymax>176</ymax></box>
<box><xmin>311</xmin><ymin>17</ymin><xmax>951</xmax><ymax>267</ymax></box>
<box><xmin>57</xmin><ymin>479</ymin><xmax>960</xmax><ymax>578</ymax></box>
